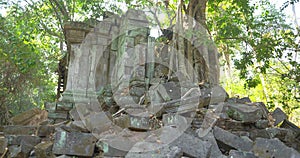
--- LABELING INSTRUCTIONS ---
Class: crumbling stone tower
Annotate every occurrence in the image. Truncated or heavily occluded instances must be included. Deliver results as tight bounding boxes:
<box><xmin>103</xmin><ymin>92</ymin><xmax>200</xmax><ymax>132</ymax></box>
<box><xmin>49</xmin><ymin>9</ymin><xmax>220</xmax><ymax>123</ymax></box>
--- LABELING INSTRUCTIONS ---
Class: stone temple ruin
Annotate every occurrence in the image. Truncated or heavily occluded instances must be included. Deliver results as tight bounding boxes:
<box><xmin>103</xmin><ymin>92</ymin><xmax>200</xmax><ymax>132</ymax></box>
<box><xmin>1</xmin><ymin>9</ymin><xmax>300</xmax><ymax>158</ymax></box>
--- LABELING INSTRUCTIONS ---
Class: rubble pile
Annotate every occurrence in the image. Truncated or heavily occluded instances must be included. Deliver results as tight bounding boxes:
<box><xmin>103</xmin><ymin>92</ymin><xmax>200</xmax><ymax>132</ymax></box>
<box><xmin>1</xmin><ymin>86</ymin><xmax>300</xmax><ymax>158</ymax></box>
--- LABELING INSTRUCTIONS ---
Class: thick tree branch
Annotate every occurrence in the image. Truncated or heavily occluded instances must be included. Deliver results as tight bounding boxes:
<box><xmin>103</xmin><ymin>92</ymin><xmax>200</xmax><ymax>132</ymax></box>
<box><xmin>49</xmin><ymin>0</ymin><xmax>69</xmax><ymax>21</ymax></box>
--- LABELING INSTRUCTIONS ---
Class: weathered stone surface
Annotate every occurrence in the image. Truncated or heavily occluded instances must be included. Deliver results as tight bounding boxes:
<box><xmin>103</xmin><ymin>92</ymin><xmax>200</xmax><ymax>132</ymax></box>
<box><xmin>272</xmin><ymin>107</ymin><xmax>287</xmax><ymax>126</ymax></box>
<box><xmin>97</xmin><ymin>140</ymin><xmax>128</xmax><ymax>157</ymax></box>
<box><xmin>129</xmin><ymin>86</ymin><xmax>145</xmax><ymax>97</ymax></box>
<box><xmin>64</xmin><ymin>22</ymin><xmax>90</xmax><ymax>43</ymax></box>
<box><xmin>6</xmin><ymin>136</ymin><xmax>41</xmax><ymax>157</ymax></box>
<box><xmin>4</xmin><ymin>126</ymin><xmax>37</xmax><ymax>136</ymax></box>
<box><xmin>69</xmin><ymin>120</ymin><xmax>89</xmax><ymax>132</ymax></box>
<box><xmin>48</xmin><ymin>112</ymin><xmax>69</xmax><ymax>120</ymax></box>
<box><xmin>213</xmin><ymin>126</ymin><xmax>253</xmax><ymax>152</ymax></box>
<box><xmin>97</xmin><ymin>129</ymin><xmax>148</xmax><ymax>157</ymax></box>
<box><xmin>6</xmin><ymin>135</ymin><xmax>40</xmax><ymax>146</ymax></box>
<box><xmin>254</xmin><ymin>119</ymin><xmax>269</xmax><ymax>129</ymax></box>
<box><xmin>10</xmin><ymin>108</ymin><xmax>48</xmax><ymax>126</ymax></box>
<box><xmin>210</xmin><ymin>85</ymin><xmax>228</xmax><ymax>104</ymax></box>
<box><xmin>162</xmin><ymin>113</ymin><xmax>187</xmax><ymax>128</ymax></box>
<box><xmin>69</xmin><ymin>107</ymin><xmax>81</xmax><ymax>121</ymax></box>
<box><xmin>8</xmin><ymin>145</ymin><xmax>24</xmax><ymax>158</ymax></box>
<box><xmin>253</xmin><ymin>138</ymin><xmax>300</xmax><ymax>158</ymax></box>
<box><xmin>128</xmin><ymin>114</ymin><xmax>151</xmax><ymax>131</ymax></box>
<box><xmin>198</xmin><ymin>104</ymin><xmax>224</xmax><ymax>138</ymax></box>
<box><xmin>19</xmin><ymin>136</ymin><xmax>41</xmax><ymax>154</ymax></box>
<box><xmin>114</xmin><ymin>114</ymin><xmax>130</xmax><ymax>128</ymax></box>
<box><xmin>249</xmin><ymin>129</ymin><xmax>270</xmax><ymax>140</ymax></box>
<box><xmin>55</xmin><ymin>155</ymin><xmax>73</xmax><ymax>158</ymax></box>
<box><xmin>34</xmin><ymin>141</ymin><xmax>55</xmax><ymax>158</ymax></box>
<box><xmin>250</xmin><ymin>102</ymin><xmax>269</xmax><ymax>119</ymax></box>
<box><xmin>229</xmin><ymin>150</ymin><xmax>257</xmax><ymax>158</ymax></box>
<box><xmin>56</xmin><ymin>102</ymin><xmax>74</xmax><ymax>111</ymax></box>
<box><xmin>37</xmin><ymin>125</ymin><xmax>55</xmax><ymax>137</ymax></box>
<box><xmin>225</xmin><ymin>97</ymin><xmax>250</xmax><ymax>104</ymax></box>
<box><xmin>216</xmin><ymin>119</ymin><xmax>254</xmax><ymax>131</ymax></box>
<box><xmin>237</xmin><ymin>97</ymin><xmax>252</xmax><ymax>104</ymax></box>
<box><xmin>148</xmin><ymin>82</ymin><xmax>182</xmax><ymax>107</ymax></box>
<box><xmin>280</xmin><ymin>119</ymin><xmax>300</xmax><ymax>136</ymax></box>
<box><xmin>126</xmin><ymin>144</ymin><xmax>183</xmax><ymax>158</ymax></box>
<box><xmin>170</xmin><ymin>131</ymin><xmax>211</xmax><ymax>158</ymax></box>
<box><xmin>226</xmin><ymin>103</ymin><xmax>263</xmax><ymax>123</ymax></box>
<box><xmin>0</xmin><ymin>137</ymin><xmax>8</xmax><ymax>154</ymax></box>
<box><xmin>84</xmin><ymin>112</ymin><xmax>112</xmax><ymax>134</ymax></box>
<box><xmin>45</xmin><ymin>102</ymin><xmax>56</xmax><ymax>112</ymax></box>
<box><xmin>266</xmin><ymin>128</ymin><xmax>300</xmax><ymax>151</ymax></box>
<box><xmin>52</xmin><ymin>131</ymin><xmax>97</xmax><ymax>157</ymax></box>
<box><xmin>199</xmin><ymin>131</ymin><xmax>224</xmax><ymax>158</ymax></box>
<box><xmin>159</xmin><ymin>82</ymin><xmax>181</xmax><ymax>101</ymax></box>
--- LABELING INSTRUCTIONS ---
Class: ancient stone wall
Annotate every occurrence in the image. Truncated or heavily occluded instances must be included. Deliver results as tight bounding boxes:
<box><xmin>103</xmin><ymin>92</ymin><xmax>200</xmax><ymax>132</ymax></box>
<box><xmin>61</xmin><ymin>9</ymin><xmax>220</xmax><ymax>104</ymax></box>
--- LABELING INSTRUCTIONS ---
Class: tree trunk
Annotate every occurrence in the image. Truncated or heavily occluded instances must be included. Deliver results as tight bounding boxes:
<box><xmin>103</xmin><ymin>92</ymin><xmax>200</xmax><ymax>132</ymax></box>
<box><xmin>186</xmin><ymin>0</ymin><xmax>220</xmax><ymax>84</ymax></box>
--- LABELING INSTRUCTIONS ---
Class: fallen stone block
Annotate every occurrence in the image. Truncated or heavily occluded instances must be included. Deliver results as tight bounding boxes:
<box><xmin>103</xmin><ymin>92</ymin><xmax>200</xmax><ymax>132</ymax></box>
<box><xmin>162</xmin><ymin>113</ymin><xmax>188</xmax><ymax>128</ymax></box>
<box><xmin>229</xmin><ymin>150</ymin><xmax>257</xmax><ymax>158</ymax></box>
<box><xmin>96</xmin><ymin>129</ymin><xmax>148</xmax><ymax>157</ymax></box>
<box><xmin>8</xmin><ymin>145</ymin><xmax>24</xmax><ymax>158</ymax></box>
<box><xmin>69</xmin><ymin>120</ymin><xmax>89</xmax><ymax>133</ymax></box>
<box><xmin>96</xmin><ymin>140</ymin><xmax>129</xmax><ymax>157</ymax></box>
<box><xmin>113</xmin><ymin>114</ymin><xmax>130</xmax><ymax>128</ymax></box>
<box><xmin>170</xmin><ymin>131</ymin><xmax>211</xmax><ymax>158</ymax></box>
<box><xmin>126</xmin><ymin>144</ymin><xmax>183</xmax><ymax>158</ymax></box>
<box><xmin>6</xmin><ymin>135</ymin><xmax>38</xmax><ymax>146</ymax></box>
<box><xmin>128</xmin><ymin>114</ymin><xmax>151</xmax><ymax>131</ymax></box>
<box><xmin>216</xmin><ymin>119</ymin><xmax>254</xmax><ymax>131</ymax></box>
<box><xmin>254</xmin><ymin>119</ymin><xmax>269</xmax><ymax>129</ymax></box>
<box><xmin>0</xmin><ymin>137</ymin><xmax>8</xmax><ymax>154</ymax></box>
<box><xmin>10</xmin><ymin>108</ymin><xmax>48</xmax><ymax>126</ymax></box>
<box><xmin>84</xmin><ymin>111</ymin><xmax>112</xmax><ymax>134</ymax></box>
<box><xmin>52</xmin><ymin>131</ymin><xmax>97</xmax><ymax>157</ymax></box>
<box><xmin>253</xmin><ymin>138</ymin><xmax>300</xmax><ymax>158</ymax></box>
<box><xmin>6</xmin><ymin>136</ymin><xmax>41</xmax><ymax>157</ymax></box>
<box><xmin>4</xmin><ymin>125</ymin><xmax>37</xmax><ymax>136</ymax></box>
<box><xmin>37</xmin><ymin>125</ymin><xmax>55</xmax><ymax>137</ymax></box>
<box><xmin>236</xmin><ymin>97</ymin><xmax>252</xmax><ymax>104</ymax></box>
<box><xmin>266</xmin><ymin>128</ymin><xmax>300</xmax><ymax>151</ymax></box>
<box><xmin>272</xmin><ymin>107</ymin><xmax>287</xmax><ymax>126</ymax></box>
<box><xmin>213</xmin><ymin>126</ymin><xmax>253</xmax><ymax>152</ymax></box>
<box><xmin>69</xmin><ymin>107</ymin><xmax>81</xmax><ymax>121</ymax></box>
<box><xmin>197</xmin><ymin>104</ymin><xmax>224</xmax><ymax>138</ymax></box>
<box><xmin>34</xmin><ymin>141</ymin><xmax>55</xmax><ymax>158</ymax></box>
<box><xmin>210</xmin><ymin>85</ymin><xmax>228</xmax><ymax>104</ymax></box>
<box><xmin>47</xmin><ymin>112</ymin><xmax>69</xmax><ymax>120</ymax></box>
<box><xmin>280</xmin><ymin>119</ymin><xmax>300</xmax><ymax>137</ymax></box>
<box><xmin>129</xmin><ymin>86</ymin><xmax>146</xmax><ymax>97</ymax></box>
<box><xmin>160</xmin><ymin>82</ymin><xmax>181</xmax><ymax>101</ymax></box>
<box><xmin>250</xmin><ymin>102</ymin><xmax>269</xmax><ymax>119</ymax></box>
<box><xmin>176</xmin><ymin>104</ymin><xmax>198</xmax><ymax>116</ymax></box>
<box><xmin>19</xmin><ymin>136</ymin><xmax>41</xmax><ymax>154</ymax></box>
<box><xmin>199</xmin><ymin>131</ymin><xmax>224</xmax><ymax>158</ymax></box>
<box><xmin>115</xmin><ymin>96</ymin><xmax>137</xmax><ymax>108</ymax></box>
<box><xmin>226</xmin><ymin>103</ymin><xmax>263</xmax><ymax>123</ymax></box>
<box><xmin>55</xmin><ymin>155</ymin><xmax>73</xmax><ymax>158</ymax></box>
<box><xmin>6</xmin><ymin>135</ymin><xmax>40</xmax><ymax>146</ymax></box>
<box><xmin>249</xmin><ymin>129</ymin><xmax>271</xmax><ymax>140</ymax></box>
